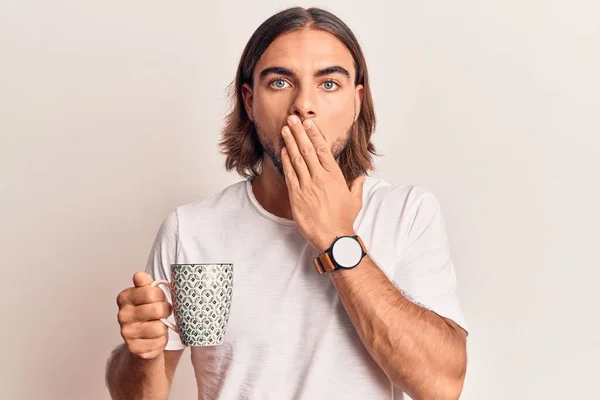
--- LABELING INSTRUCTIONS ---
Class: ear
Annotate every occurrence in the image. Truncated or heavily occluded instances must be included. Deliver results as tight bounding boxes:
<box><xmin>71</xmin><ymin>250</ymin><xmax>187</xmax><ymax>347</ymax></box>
<box><xmin>241</xmin><ymin>83</ymin><xmax>254</xmax><ymax>122</ymax></box>
<box><xmin>354</xmin><ymin>84</ymin><xmax>364</xmax><ymax>122</ymax></box>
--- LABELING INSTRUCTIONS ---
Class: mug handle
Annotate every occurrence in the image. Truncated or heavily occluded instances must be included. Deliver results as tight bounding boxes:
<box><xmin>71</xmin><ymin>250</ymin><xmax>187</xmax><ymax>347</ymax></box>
<box><xmin>151</xmin><ymin>280</ymin><xmax>180</xmax><ymax>334</ymax></box>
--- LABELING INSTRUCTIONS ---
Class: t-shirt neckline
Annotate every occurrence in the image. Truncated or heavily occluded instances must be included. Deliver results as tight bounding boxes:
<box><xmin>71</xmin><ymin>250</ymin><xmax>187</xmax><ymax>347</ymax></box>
<box><xmin>245</xmin><ymin>177</ymin><xmax>297</xmax><ymax>226</ymax></box>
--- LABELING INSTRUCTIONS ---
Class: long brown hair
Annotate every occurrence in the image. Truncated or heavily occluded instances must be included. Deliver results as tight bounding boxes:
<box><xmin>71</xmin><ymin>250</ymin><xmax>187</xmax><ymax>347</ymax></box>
<box><xmin>219</xmin><ymin>7</ymin><xmax>378</xmax><ymax>181</ymax></box>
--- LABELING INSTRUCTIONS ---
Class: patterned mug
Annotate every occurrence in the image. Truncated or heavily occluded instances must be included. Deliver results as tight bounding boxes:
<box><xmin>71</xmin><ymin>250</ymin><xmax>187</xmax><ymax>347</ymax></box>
<box><xmin>151</xmin><ymin>263</ymin><xmax>234</xmax><ymax>346</ymax></box>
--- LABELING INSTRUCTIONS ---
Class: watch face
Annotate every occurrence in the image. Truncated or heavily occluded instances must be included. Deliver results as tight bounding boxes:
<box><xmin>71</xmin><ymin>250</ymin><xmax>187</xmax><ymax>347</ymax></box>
<box><xmin>331</xmin><ymin>236</ymin><xmax>363</xmax><ymax>268</ymax></box>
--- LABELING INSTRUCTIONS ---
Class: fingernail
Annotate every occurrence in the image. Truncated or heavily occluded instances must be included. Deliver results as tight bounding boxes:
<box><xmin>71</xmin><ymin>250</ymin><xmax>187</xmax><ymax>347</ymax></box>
<box><xmin>303</xmin><ymin>119</ymin><xmax>311</xmax><ymax>129</ymax></box>
<box><xmin>289</xmin><ymin>115</ymin><xmax>299</xmax><ymax>124</ymax></box>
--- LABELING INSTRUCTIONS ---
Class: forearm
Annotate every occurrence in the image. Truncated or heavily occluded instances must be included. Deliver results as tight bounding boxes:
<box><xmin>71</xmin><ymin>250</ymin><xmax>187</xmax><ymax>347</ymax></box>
<box><xmin>330</xmin><ymin>256</ymin><xmax>467</xmax><ymax>400</ymax></box>
<box><xmin>105</xmin><ymin>344</ymin><xmax>170</xmax><ymax>400</ymax></box>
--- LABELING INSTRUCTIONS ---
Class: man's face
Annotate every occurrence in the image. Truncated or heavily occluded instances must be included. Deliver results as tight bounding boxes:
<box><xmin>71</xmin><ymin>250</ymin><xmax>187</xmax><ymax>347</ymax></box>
<box><xmin>242</xmin><ymin>29</ymin><xmax>363</xmax><ymax>179</ymax></box>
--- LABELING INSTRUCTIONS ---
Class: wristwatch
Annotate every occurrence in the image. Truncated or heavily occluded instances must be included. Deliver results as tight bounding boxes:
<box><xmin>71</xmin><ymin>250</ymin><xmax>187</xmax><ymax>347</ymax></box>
<box><xmin>313</xmin><ymin>235</ymin><xmax>368</xmax><ymax>275</ymax></box>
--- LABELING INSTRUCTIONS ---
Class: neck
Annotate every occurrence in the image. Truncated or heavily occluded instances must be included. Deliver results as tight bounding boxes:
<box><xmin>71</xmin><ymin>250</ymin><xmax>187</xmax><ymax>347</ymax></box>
<box><xmin>251</xmin><ymin>160</ymin><xmax>294</xmax><ymax>221</ymax></box>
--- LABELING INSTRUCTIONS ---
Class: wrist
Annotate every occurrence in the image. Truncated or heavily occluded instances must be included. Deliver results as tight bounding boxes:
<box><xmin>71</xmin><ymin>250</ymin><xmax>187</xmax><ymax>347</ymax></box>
<box><xmin>127</xmin><ymin>348</ymin><xmax>166</xmax><ymax>376</ymax></box>
<box><xmin>314</xmin><ymin>229</ymin><xmax>356</xmax><ymax>253</ymax></box>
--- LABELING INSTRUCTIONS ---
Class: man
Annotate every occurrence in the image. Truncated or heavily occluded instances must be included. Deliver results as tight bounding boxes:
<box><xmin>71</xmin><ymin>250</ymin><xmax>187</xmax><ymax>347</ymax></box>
<box><xmin>106</xmin><ymin>6</ymin><xmax>468</xmax><ymax>400</ymax></box>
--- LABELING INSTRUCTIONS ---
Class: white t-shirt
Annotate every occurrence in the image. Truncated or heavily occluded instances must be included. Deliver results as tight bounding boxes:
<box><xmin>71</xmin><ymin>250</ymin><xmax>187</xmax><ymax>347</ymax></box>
<box><xmin>145</xmin><ymin>176</ymin><xmax>468</xmax><ymax>400</ymax></box>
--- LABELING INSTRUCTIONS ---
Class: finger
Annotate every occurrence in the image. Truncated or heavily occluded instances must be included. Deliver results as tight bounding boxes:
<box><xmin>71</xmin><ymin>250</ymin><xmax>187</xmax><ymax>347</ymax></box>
<box><xmin>118</xmin><ymin>301</ymin><xmax>171</xmax><ymax>325</ymax></box>
<box><xmin>127</xmin><ymin>337</ymin><xmax>168</xmax><ymax>359</ymax></box>
<box><xmin>302</xmin><ymin>119</ymin><xmax>337</xmax><ymax>172</ymax></box>
<box><xmin>118</xmin><ymin>304</ymin><xmax>135</xmax><ymax>325</ymax></box>
<box><xmin>133</xmin><ymin>272</ymin><xmax>153</xmax><ymax>288</ymax></box>
<box><xmin>119</xmin><ymin>301</ymin><xmax>171</xmax><ymax>325</ymax></box>
<box><xmin>116</xmin><ymin>289</ymin><xmax>132</xmax><ymax>307</ymax></box>
<box><xmin>139</xmin><ymin>320</ymin><xmax>169</xmax><ymax>339</ymax></box>
<box><xmin>129</xmin><ymin>286</ymin><xmax>167</xmax><ymax>306</ymax></box>
<box><xmin>287</xmin><ymin>115</ymin><xmax>322</xmax><ymax>175</ymax></box>
<box><xmin>281</xmin><ymin>147</ymin><xmax>299</xmax><ymax>190</ymax></box>
<box><xmin>134</xmin><ymin>301</ymin><xmax>172</xmax><ymax>322</ymax></box>
<box><xmin>282</xmin><ymin>123</ymin><xmax>310</xmax><ymax>185</ymax></box>
<box><xmin>123</xmin><ymin>320</ymin><xmax>169</xmax><ymax>340</ymax></box>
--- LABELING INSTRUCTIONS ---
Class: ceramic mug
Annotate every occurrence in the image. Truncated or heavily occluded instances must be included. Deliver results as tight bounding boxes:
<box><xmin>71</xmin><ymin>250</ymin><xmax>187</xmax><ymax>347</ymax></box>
<box><xmin>151</xmin><ymin>263</ymin><xmax>233</xmax><ymax>346</ymax></box>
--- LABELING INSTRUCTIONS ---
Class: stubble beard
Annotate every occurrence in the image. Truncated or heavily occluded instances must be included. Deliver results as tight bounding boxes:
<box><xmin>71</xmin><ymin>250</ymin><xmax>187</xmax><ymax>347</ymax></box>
<box><xmin>254</xmin><ymin>117</ymin><xmax>353</xmax><ymax>181</ymax></box>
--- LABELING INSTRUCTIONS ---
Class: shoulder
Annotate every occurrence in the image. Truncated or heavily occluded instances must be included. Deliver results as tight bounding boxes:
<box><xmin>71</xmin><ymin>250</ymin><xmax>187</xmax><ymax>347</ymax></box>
<box><xmin>361</xmin><ymin>176</ymin><xmax>447</xmax><ymax>250</ymax></box>
<box><xmin>363</xmin><ymin>175</ymin><xmax>442</xmax><ymax>219</ymax></box>
<box><xmin>177</xmin><ymin>179</ymin><xmax>247</xmax><ymax>216</ymax></box>
<box><xmin>161</xmin><ymin>179</ymin><xmax>248</xmax><ymax>230</ymax></box>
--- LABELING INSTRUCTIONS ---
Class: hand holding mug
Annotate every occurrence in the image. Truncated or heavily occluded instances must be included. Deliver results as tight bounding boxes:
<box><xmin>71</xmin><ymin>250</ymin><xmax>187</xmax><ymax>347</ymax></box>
<box><xmin>116</xmin><ymin>272</ymin><xmax>172</xmax><ymax>360</ymax></box>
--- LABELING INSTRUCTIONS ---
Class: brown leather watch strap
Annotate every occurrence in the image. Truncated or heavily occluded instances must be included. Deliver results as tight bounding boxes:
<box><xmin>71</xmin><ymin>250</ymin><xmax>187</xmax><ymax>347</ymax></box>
<box><xmin>356</xmin><ymin>236</ymin><xmax>368</xmax><ymax>253</ymax></box>
<box><xmin>313</xmin><ymin>252</ymin><xmax>336</xmax><ymax>275</ymax></box>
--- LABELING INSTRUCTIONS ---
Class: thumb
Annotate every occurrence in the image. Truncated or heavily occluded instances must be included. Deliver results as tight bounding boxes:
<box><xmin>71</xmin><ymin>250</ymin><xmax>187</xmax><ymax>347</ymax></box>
<box><xmin>350</xmin><ymin>175</ymin><xmax>366</xmax><ymax>197</ymax></box>
<box><xmin>132</xmin><ymin>271</ymin><xmax>153</xmax><ymax>288</ymax></box>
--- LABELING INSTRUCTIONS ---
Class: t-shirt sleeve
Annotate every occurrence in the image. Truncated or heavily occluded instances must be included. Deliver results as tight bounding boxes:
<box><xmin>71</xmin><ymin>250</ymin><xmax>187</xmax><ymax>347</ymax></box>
<box><xmin>392</xmin><ymin>189</ymin><xmax>469</xmax><ymax>333</ymax></box>
<box><xmin>144</xmin><ymin>209</ymin><xmax>187</xmax><ymax>350</ymax></box>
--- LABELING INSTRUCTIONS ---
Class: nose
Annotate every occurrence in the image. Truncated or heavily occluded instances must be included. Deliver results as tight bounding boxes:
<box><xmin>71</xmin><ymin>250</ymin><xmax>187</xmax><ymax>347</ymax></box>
<box><xmin>289</xmin><ymin>85</ymin><xmax>316</xmax><ymax>120</ymax></box>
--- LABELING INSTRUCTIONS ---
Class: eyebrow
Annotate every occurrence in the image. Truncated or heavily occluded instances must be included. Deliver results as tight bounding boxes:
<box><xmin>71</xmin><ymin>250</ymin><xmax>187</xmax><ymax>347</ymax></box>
<box><xmin>258</xmin><ymin>65</ymin><xmax>351</xmax><ymax>81</ymax></box>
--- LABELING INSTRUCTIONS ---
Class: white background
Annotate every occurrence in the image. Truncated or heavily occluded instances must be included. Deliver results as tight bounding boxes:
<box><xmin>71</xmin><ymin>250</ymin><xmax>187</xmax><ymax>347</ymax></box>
<box><xmin>1</xmin><ymin>1</ymin><xmax>599</xmax><ymax>399</ymax></box>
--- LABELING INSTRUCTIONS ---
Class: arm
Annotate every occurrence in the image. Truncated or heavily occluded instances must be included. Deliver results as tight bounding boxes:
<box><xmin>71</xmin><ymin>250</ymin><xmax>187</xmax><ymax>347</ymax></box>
<box><xmin>106</xmin><ymin>345</ymin><xmax>183</xmax><ymax>400</ymax></box>
<box><xmin>107</xmin><ymin>205</ymin><xmax>186</xmax><ymax>399</ymax></box>
<box><xmin>107</xmin><ymin>271</ymin><xmax>185</xmax><ymax>400</ymax></box>
<box><xmin>277</xmin><ymin>117</ymin><xmax>467</xmax><ymax>398</ymax></box>
<box><xmin>330</xmin><ymin>255</ymin><xmax>467</xmax><ymax>400</ymax></box>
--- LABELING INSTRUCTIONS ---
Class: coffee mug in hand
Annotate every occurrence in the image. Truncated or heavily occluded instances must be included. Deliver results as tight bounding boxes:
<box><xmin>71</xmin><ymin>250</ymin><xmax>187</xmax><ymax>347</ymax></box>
<box><xmin>151</xmin><ymin>263</ymin><xmax>233</xmax><ymax>346</ymax></box>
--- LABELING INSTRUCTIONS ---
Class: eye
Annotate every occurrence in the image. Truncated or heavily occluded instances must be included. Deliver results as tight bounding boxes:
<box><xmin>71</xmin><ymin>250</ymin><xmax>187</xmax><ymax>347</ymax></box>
<box><xmin>321</xmin><ymin>80</ymin><xmax>340</xmax><ymax>91</ymax></box>
<box><xmin>270</xmin><ymin>79</ymin><xmax>290</xmax><ymax>90</ymax></box>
